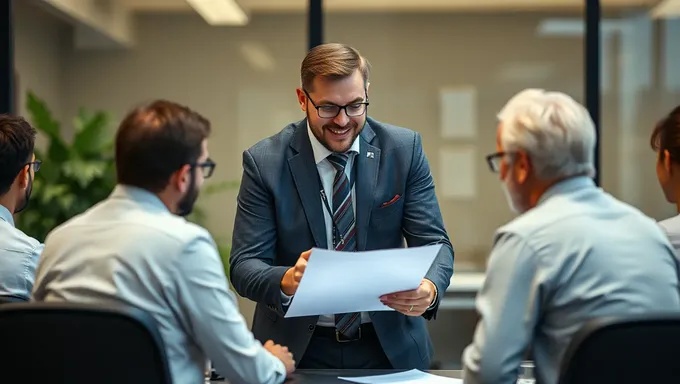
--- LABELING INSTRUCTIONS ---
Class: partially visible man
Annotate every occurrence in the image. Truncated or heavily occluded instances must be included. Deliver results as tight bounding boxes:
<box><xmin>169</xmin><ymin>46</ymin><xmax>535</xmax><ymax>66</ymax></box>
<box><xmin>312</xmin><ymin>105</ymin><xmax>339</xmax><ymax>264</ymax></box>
<box><xmin>32</xmin><ymin>100</ymin><xmax>294</xmax><ymax>384</ymax></box>
<box><xmin>462</xmin><ymin>89</ymin><xmax>680</xmax><ymax>384</ymax></box>
<box><xmin>0</xmin><ymin>114</ymin><xmax>42</xmax><ymax>301</ymax></box>
<box><xmin>230</xmin><ymin>43</ymin><xmax>454</xmax><ymax>370</ymax></box>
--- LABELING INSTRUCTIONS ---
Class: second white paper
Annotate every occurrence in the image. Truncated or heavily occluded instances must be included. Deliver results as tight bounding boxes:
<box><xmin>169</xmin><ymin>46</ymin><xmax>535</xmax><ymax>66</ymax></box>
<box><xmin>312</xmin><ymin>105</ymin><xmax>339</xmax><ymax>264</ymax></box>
<box><xmin>284</xmin><ymin>244</ymin><xmax>442</xmax><ymax>318</ymax></box>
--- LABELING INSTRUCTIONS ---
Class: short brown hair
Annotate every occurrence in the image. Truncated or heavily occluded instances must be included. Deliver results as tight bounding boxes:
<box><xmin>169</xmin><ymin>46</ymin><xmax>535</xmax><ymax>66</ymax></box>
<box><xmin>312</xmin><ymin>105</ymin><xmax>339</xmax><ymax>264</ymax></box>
<box><xmin>115</xmin><ymin>100</ymin><xmax>211</xmax><ymax>193</ymax></box>
<box><xmin>300</xmin><ymin>43</ymin><xmax>371</xmax><ymax>92</ymax></box>
<box><xmin>651</xmin><ymin>105</ymin><xmax>680</xmax><ymax>162</ymax></box>
<box><xmin>0</xmin><ymin>114</ymin><xmax>36</xmax><ymax>195</ymax></box>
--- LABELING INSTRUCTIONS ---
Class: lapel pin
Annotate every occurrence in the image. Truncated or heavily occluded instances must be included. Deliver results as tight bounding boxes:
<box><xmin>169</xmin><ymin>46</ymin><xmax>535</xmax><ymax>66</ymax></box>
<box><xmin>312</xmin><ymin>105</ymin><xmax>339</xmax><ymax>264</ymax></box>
<box><xmin>367</xmin><ymin>151</ymin><xmax>375</xmax><ymax>159</ymax></box>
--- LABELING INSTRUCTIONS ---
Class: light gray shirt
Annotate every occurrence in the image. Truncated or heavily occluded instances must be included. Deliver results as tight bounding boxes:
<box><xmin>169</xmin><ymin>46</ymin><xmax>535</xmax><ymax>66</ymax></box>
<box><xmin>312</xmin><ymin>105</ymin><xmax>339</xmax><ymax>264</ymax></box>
<box><xmin>462</xmin><ymin>177</ymin><xmax>680</xmax><ymax>384</ymax></box>
<box><xmin>32</xmin><ymin>185</ymin><xmax>286</xmax><ymax>384</ymax></box>
<box><xmin>0</xmin><ymin>204</ymin><xmax>42</xmax><ymax>300</ymax></box>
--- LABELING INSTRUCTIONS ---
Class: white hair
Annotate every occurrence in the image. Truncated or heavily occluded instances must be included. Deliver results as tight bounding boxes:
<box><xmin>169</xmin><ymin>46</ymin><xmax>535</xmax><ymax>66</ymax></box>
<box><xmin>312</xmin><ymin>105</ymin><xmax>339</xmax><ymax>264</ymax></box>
<box><xmin>497</xmin><ymin>88</ymin><xmax>597</xmax><ymax>180</ymax></box>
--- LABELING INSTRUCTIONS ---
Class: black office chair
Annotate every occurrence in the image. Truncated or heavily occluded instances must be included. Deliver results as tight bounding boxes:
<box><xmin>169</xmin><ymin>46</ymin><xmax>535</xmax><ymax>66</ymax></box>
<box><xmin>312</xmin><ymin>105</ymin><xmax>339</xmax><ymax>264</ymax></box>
<box><xmin>558</xmin><ymin>313</ymin><xmax>680</xmax><ymax>384</ymax></box>
<box><xmin>0</xmin><ymin>302</ymin><xmax>172</xmax><ymax>384</ymax></box>
<box><xmin>0</xmin><ymin>295</ymin><xmax>27</xmax><ymax>304</ymax></box>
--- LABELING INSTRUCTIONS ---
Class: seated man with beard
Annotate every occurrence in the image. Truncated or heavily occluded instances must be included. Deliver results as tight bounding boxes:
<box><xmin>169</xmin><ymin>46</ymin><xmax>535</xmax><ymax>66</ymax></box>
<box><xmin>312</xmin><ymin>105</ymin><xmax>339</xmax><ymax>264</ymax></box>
<box><xmin>462</xmin><ymin>89</ymin><xmax>680</xmax><ymax>384</ymax></box>
<box><xmin>31</xmin><ymin>100</ymin><xmax>294</xmax><ymax>384</ymax></box>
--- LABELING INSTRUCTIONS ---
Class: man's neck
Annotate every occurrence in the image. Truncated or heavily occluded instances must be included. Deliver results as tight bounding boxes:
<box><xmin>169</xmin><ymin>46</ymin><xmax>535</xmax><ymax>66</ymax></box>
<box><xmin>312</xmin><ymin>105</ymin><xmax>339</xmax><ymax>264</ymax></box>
<box><xmin>0</xmin><ymin>195</ymin><xmax>15</xmax><ymax>215</ymax></box>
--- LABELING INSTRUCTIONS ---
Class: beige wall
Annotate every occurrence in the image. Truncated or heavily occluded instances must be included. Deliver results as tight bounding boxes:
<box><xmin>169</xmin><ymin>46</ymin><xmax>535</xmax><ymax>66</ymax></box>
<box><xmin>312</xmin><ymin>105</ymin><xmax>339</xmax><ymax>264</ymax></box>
<box><xmin>13</xmin><ymin>1</ymin><xmax>69</xmax><ymax>123</ymax></box>
<box><xmin>57</xmin><ymin>11</ymin><xmax>680</xmax><ymax>273</ymax></box>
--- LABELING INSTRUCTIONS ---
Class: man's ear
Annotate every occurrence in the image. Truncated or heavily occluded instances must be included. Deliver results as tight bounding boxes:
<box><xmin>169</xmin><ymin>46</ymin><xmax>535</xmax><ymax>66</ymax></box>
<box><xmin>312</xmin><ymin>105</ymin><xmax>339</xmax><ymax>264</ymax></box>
<box><xmin>365</xmin><ymin>81</ymin><xmax>370</xmax><ymax>95</ymax></box>
<box><xmin>295</xmin><ymin>88</ymin><xmax>307</xmax><ymax>112</ymax></box>
<box><xmin>515</xmin><ymin>150</ymin><xmax>531</xmax><ymax>184</ymax></box>
<box><xmin>664</xmin><ymin>150</ymin><xmax>673</xmax><ymax>174</ymax></box>
<box><xmin>169</xmin><ymin>165</ymin><xmax>192</xmax><ymax>194</ymax></box>
<box><xmin>15</xmin><ymin>165</ymin><xmax>29</xmax><ymax>188</ymax></box>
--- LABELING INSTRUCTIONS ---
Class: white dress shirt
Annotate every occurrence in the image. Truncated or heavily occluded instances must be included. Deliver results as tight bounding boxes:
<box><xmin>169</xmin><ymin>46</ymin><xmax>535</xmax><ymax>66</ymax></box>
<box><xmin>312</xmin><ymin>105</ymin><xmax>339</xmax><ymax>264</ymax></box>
<box><xmin>281</xmin><ymin>125</ymin><xmax>370</xmax><ymax>327</ymax></box>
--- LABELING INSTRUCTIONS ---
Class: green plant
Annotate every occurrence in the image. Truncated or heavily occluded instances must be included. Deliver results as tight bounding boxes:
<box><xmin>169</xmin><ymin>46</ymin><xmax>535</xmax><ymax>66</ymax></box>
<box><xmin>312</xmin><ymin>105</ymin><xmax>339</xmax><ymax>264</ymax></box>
<box><xmin>16</xmin><ymin>91</ymin><xmax>116</xmax><ymax>241</ymax></box>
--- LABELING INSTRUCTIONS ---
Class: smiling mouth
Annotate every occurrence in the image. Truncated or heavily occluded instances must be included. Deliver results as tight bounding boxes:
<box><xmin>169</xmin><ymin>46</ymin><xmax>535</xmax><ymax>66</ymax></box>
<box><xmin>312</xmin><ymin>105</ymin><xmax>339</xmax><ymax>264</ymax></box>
<box><xmin>327</xmin><ymin>127</ymin><xmax>351</xmax><ymax>136</ymax></box>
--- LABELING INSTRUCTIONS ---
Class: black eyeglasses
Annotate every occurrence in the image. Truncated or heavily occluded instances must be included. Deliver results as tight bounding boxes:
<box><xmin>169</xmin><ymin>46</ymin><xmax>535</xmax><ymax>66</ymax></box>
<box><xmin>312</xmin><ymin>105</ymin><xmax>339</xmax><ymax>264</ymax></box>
<box><xmin>27</xmin><ymin>160</ymin><xmax>42</xmax><ymax>172</ymax></box>
<box><xmin>192</xmin><ymin>158</ymin><xmax>216</xmax><ymax>178</ymax></box>
<box><xmin>485</xmin><ymin>152</ymin><xmax>506</xmax><ymax>173</ymax></box>
<box><xmin>303</xmin><ymin>89</ymin><xmax>369</xmax><ymax>119</ymax></box>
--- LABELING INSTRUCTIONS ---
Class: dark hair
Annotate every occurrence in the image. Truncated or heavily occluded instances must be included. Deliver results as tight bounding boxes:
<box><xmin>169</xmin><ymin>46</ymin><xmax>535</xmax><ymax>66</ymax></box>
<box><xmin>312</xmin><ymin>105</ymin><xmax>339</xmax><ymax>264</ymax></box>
<box><xmin>115</xmin><ymin>100</ymin><xmax>211</xmax><ymax>192</ymax></box>
<box><xmin>651</xmin><ymin>105</ymin><xmax>680</xmax><ymax>162</ymax></box>
<box><xmin>301</xmin><ymin>43</ymin><xmax>371</xmax><ymax>92</ymax></box>
<box><xmin>0</xmin><ymin>114</ymin><xmax>37</xmax><ymax>196</ymax></box>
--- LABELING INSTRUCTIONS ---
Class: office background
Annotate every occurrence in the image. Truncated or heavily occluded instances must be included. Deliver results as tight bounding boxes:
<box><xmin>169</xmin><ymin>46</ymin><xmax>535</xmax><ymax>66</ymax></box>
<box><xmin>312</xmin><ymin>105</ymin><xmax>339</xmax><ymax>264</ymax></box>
<box><xmin>2</xmin><ymin>0</ymin><xmax>680</xmax><ymax>368</ymax></box>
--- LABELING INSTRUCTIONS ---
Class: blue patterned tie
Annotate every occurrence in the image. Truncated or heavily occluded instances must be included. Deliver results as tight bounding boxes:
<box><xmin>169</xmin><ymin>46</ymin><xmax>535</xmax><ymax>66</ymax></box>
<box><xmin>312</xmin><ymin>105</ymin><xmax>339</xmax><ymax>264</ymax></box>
<box><xmin>327</xmin><ymin>153</ymin><xmax>360</xmax><ymax>340</ymax></box>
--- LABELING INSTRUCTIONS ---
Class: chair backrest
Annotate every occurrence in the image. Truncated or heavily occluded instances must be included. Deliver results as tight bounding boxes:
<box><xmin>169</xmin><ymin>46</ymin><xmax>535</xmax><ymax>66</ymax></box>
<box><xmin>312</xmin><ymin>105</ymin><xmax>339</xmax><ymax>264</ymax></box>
<box><xmin>558</xmin><ymin>313</ymin><xmax>680</xmax><ymax>384</ymax></box>
<box><xmin>0</xmin><ymin>295</ymin><xmax>27</xmax><ymax>304</ymax></box>
<box><xmin>0</xmin><ymin>302</ymin><xmax>172</xmax><ymax>384</ymax></box>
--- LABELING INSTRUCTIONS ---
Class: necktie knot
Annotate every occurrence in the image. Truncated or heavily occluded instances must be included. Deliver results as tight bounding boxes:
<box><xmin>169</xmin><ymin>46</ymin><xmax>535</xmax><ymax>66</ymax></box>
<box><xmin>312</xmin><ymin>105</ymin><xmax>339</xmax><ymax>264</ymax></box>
<box><xmin>327</xmin><ymin>153</ymin><xmax>349</xmax><ymax>172</ymax></box>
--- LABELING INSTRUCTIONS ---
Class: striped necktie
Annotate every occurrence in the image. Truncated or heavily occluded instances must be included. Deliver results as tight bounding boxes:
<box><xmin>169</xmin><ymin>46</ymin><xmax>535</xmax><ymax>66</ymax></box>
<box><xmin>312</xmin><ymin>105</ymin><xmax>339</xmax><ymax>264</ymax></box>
<box><xmin>327</xmin><ymin>153</ymin><xmax>360</xmax><ymax>339</ymax></box>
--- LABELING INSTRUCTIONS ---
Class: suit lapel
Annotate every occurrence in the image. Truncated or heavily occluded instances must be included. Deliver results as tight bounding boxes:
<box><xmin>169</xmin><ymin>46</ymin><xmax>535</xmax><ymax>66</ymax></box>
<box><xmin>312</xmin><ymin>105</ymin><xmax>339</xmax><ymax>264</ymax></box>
<box><xmin>288</xmin><ymin>120</ymin><xmax>327</xmax><ymax>248</ymax></box>
<box><xmin>356</xmin><ymin>122</ymin><xmax>380</xmax><ymax>251</ymax></box>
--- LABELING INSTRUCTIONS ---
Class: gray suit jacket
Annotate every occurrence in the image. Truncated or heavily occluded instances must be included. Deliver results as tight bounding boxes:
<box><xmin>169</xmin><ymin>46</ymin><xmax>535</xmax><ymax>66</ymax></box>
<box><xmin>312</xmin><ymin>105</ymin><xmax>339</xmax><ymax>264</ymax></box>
<box><xmin>229</xmin><ymin>117</ymin><xmax>454</xmax><ymax>369</ymax></box>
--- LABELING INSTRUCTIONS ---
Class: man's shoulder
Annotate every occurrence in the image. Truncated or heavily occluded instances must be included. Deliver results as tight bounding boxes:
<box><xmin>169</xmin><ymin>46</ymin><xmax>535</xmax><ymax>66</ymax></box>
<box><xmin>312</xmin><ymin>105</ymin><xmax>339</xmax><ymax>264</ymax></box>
<box><xmin>50</xmin><ymin>201</ymin><xmax>214</xmax><ymax>248</ymax></box>
<box><xmin>366</xmin><ymin>117</ymin><xmax>419</xmax><ymax>149</ymax></box>
<box><xmin>0</xmin><ymin>221</ymin><xmax>42</xmax><ymax>255</ymax></box>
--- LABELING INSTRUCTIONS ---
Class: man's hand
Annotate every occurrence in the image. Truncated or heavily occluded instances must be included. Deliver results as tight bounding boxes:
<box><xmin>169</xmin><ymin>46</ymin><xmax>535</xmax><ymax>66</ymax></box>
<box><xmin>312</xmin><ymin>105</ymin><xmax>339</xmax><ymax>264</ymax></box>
<box><xmin>280</xmin><ymin>250</ymin><xmax>312</xmax><ymax>296</ymax></box>
<box><xmin>264</xmin><ymin>340</ymin><xmax>295</xmax><ymax>376</ymax></box>
<box><xmin>380</xmin><ymin>279</ymin><xmax>436</xmax><ymax>316</ymax></box>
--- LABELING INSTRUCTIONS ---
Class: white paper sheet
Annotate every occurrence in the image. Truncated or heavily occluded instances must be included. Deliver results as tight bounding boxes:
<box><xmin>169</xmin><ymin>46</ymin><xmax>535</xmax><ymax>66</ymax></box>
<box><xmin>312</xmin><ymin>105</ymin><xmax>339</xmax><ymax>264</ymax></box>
<box><xmin>284</xmin><ymin>245</ymin><xmax>442</xmax><ymax>318</ymax></box>
<box><xmin>338</xmin><ymin>369</ymin><xmax>463</xmax><ymax>383</ymax></box>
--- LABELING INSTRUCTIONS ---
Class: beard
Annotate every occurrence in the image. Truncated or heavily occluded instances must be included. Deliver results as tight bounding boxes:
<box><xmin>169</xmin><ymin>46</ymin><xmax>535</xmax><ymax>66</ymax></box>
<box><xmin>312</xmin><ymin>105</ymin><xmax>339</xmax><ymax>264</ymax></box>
<box><xmin>14</xmin><ymin>175</ymin><xmax>33</xmax><ymax>214</ymax></box>
<box><xmin>177</xmin><ymin>177</ymin><xmax>200</xmax><ymax>217</ymax></box>
<box><xmin>307</xmin><ymin>111</ymin><xmax>363</xmax><ymax>153</ymax></box>
<box><xmin>501</xmin><ymin>181</ymin><xmax>522</xmax><ymax>214</ymax></box>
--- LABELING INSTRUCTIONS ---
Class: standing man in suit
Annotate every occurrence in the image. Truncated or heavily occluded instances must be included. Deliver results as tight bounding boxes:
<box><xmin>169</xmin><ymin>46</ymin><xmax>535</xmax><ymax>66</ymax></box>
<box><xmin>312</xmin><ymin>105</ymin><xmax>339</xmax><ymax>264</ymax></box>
<box><xmin>230</xmin><ymin>43</ymin><xmax>454</xmax><ymax>370</ymax></box>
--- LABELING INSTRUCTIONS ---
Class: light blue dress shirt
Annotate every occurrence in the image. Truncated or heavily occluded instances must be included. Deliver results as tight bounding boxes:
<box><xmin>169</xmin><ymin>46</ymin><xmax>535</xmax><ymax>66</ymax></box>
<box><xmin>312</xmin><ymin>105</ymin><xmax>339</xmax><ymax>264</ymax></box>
<box><xmin>0</xmin><ymin>204</ymin><xmax>42</xmax><ymax>300</ymax></box>
<box><xmin>462</xmin><ymin>176</ymin><xmax>680</xmax><ymax>384</ymax></box>
<box><xmin>32</xmin><ymin>185</ymin><xmax>286</xmax><ymax>384</ymax></box>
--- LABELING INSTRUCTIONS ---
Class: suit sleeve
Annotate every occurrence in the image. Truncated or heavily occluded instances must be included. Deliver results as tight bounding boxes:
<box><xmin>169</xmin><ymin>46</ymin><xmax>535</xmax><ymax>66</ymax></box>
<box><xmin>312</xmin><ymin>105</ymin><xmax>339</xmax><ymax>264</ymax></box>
<box><xmin>176</xmin><ymin>236</ymin><xmax>286</xmax><ymax>384</ymax></box>
<box><xmin>402</xmin><ymin>132</ymin><xmax>454</xmax><ymax>320</ymax></box>
<box><xmin>229</xmin><ymin>149</ymin><xmax>290</xmax><ymax>314</ymax></box>
<box><xmin>462</xmin><ymin>232</ymin><xmax>541</xmax><ymax>384</ymax></box>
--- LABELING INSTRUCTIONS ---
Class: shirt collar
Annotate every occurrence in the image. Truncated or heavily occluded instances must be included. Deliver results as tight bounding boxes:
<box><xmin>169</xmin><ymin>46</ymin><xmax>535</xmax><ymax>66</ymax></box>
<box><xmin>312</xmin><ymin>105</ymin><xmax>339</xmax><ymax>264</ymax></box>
<box><xmin>537</xmin><ymin>175</ymin><xmax>596</xmax><ymax>206</ymax></box>
<box><xmin>109</xmin><ymin>184</ymin><xmax>171</xmax><ymax>213</ymax></box>
<box><xmin>0</xmin><ymin>204</ymin><xmax>14</xmax><ymax>227</ymax></box>
<box><xmin>307</xmin><ymin>121</ymin><xmax>361</xmax><ymax>165</ymax></box>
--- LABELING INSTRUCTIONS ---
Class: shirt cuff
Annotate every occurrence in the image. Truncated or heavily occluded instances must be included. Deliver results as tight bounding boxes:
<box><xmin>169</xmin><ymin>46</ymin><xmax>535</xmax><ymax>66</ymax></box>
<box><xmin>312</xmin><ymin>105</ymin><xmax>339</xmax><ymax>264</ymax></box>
<box><xmin>280</xmin><ymin>290</ymin><xmax>293</xmax><ymax>306</ymax></box>
<box><xmin>427</xmin><ymin>281</ymin><xmax>438</xmax><ymax>310</ymax></box>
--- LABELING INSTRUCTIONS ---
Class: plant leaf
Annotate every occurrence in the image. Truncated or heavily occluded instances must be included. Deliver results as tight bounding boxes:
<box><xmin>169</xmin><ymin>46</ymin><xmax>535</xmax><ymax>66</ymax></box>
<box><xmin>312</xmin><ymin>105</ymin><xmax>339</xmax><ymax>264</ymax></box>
<box><xmin>62</xmin><ymin>159</ymin><xmax>109</xmax><ymax>188</ymax></box>
<box><xmin>73</xmin><ymin>110</ymin><xmax>112</xmax><ymax>156</ymax></box>
<box><xmin>26</xmin><ymin>91</ymin><xmax>60</xmax><ymax>139</ymax></box>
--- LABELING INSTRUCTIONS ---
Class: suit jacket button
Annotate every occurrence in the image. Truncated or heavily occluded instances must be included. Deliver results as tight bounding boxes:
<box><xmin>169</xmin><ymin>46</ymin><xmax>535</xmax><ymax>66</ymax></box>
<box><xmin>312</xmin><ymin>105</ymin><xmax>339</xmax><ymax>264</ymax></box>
<box><xmin>308</xmin><ymin>324</ymin><xmax>315</xmax><ymax>332</ymax></box>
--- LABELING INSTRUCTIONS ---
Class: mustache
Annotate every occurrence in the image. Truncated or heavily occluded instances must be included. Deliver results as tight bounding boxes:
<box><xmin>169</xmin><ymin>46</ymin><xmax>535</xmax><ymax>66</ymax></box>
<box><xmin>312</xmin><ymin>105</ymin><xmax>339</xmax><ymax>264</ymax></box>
<box><xmin>323</xmin><ymin>121</ymin><xmax>358</xmax><ymax>131</ymax></box>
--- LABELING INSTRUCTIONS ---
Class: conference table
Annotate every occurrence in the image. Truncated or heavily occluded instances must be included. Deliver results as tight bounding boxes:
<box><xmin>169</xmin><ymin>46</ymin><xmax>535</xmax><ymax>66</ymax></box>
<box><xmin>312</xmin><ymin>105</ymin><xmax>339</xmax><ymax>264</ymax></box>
<box><xmin>213</xmin><ymin>369</ymin><xmax>463</xmax><ymax>383</ymax></box>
